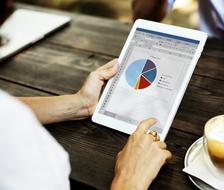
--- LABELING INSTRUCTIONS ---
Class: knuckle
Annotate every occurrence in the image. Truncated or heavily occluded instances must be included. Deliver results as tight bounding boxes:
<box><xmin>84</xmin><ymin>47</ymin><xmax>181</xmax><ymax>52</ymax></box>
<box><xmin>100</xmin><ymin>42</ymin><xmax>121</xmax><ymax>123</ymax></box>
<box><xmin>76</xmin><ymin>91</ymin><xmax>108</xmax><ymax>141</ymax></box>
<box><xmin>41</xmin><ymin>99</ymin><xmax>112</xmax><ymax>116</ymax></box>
<box><xmin>129</xmin><ymin>134</ymin><xmax>136</xmax><ymax>143</ymax></box>
<box><xmin>166</xmin><ymin>150</ymin><xmax>172</xmax><ymax>159</ymax></box>
<box><xmin>139</xmin><ymin>119</ymin><xmax>149</xmax><ymax>127</ymax></box>
<box><xmin>89</xmin><ymin>71</ymin><xmax>96</xmax><ymax>77</ymax></box>
<box><xmin>160</xmin><ymin>142</ymin><xmax>166</xmax><ymax>148</ymax></box>
<box><xmin>131</xmin><ymin>132</ymin><xmax>139</xmax><ymax>140</ymax></box>
<box><xmin>157</xmin><ymin>151</ymin><xmax>167</xmax><ymax>164</ymax></box>
<box><xmin>162</xmin><ymin>151</ymin><xmax>170</xmax><ymax>161</ymax></box>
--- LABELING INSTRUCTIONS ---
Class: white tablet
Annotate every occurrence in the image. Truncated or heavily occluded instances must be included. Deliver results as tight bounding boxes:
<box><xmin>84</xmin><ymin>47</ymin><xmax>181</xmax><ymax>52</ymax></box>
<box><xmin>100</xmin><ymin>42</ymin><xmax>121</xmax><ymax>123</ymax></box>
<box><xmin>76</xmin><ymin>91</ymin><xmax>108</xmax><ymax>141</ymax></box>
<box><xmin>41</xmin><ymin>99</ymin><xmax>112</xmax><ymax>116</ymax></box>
<box><xmin>92</xmin><ymin>19</ymin><xmax>207</xmax><ymax>140</ymax></box>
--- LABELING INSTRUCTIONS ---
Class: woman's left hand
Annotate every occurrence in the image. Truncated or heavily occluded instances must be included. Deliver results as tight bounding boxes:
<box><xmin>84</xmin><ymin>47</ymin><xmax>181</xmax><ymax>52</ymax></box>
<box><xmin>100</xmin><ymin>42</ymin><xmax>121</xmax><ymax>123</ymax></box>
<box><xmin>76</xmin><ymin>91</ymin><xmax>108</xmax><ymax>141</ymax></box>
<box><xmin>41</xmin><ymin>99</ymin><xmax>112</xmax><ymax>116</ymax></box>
<box><xmin>77</xmin><ymin>59</ymin><xmax>118</xmax><ymax>117</ymax></box>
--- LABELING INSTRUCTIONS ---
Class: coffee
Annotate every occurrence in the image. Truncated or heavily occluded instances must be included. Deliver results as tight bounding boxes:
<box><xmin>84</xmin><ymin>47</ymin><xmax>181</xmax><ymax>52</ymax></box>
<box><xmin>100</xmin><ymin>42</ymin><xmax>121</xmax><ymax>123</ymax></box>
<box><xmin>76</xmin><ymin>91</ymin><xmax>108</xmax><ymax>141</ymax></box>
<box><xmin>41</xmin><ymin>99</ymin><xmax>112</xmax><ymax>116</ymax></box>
<box><xmin>204</xmin><ymin>115</ymin><xmax>224</xmax><ymax>171</ymax></box>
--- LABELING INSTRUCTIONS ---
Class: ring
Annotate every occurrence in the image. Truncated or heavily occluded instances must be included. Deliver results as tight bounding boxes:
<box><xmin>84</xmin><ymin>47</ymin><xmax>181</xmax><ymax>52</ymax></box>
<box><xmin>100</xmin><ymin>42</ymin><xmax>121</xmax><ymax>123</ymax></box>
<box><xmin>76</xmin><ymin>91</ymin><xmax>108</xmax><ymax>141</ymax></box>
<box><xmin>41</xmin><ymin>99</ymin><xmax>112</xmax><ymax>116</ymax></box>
<box><xmin>148</xmin><ymin>130</ymin><xmax>160</xmax><ymax>141</ymax></box>
<box><xmin>149</xmin><ymin>130</ymin><xmax>157</xmax><ymax>137</ymax></box>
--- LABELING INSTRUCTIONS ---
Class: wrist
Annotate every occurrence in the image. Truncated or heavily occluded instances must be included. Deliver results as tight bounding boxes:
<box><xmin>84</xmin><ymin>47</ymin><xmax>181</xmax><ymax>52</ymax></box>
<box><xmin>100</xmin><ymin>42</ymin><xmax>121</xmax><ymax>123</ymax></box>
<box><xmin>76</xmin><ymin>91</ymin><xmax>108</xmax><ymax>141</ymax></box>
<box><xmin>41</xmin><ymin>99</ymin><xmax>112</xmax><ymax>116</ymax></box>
<box><xmin>111</xmin><ymin>172</ymin><xmax>151</xmax><ymax>190</ymax></box>
<box><xmin>63</xmin><ymin>93</ymin><xmax>91</xmax><ymax>121</ymax></box>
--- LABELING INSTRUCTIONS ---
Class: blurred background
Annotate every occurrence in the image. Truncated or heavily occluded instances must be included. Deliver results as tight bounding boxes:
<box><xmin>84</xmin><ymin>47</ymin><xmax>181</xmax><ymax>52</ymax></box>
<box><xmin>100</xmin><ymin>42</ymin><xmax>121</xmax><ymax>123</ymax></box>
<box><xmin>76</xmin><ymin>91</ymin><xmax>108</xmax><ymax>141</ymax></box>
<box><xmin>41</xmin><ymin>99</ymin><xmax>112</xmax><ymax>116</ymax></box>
<box><xmin>17</xmin><ymin>0</ymin><xmax>199</xmax><ymax>29</ymax></box>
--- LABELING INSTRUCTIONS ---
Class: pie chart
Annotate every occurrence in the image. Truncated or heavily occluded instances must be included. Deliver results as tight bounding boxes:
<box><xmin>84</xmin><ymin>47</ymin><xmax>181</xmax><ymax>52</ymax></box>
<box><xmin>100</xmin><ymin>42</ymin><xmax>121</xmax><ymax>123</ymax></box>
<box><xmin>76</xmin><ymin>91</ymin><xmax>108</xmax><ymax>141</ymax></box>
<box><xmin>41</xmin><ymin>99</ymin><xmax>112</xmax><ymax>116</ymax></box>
<box><xmin>125</xmin><ymin>59</ymin><xmax>157</xmax><ymax>90</ymax></box>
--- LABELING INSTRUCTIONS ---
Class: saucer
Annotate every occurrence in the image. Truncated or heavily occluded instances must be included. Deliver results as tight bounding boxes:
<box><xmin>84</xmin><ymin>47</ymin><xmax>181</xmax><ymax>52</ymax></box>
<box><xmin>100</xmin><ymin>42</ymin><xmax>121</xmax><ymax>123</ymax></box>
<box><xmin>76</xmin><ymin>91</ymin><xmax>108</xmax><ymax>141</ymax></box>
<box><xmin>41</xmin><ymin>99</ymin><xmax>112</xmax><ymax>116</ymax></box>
<box><xmin>184</xmin><ymin>137</ymin><xmax>216</xmax><ymax>190</ymax></box>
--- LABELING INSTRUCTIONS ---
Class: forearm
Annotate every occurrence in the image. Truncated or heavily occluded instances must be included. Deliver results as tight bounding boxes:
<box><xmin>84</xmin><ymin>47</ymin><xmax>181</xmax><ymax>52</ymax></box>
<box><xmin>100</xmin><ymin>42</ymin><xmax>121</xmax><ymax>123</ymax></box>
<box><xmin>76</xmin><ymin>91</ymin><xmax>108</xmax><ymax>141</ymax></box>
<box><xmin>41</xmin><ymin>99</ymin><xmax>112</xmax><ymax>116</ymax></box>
<box><xmin>19</xmin><ymin>92</ymin><xmax>89</xmax><ymax>124</ymax></box>
<box><xmin>18</xmin><ymin>59</ymin><xmax>118</xmax><ymax>124</ymax></box>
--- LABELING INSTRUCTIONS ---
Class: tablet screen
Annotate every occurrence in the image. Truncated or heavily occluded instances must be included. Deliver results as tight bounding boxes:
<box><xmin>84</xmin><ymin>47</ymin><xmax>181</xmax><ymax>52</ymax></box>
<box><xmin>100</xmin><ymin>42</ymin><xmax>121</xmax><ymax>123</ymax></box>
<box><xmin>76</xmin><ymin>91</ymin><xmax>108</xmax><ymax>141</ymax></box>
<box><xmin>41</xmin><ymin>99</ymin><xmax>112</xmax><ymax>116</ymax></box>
<box><xmin>99</xmin><ymin>28</ymin><xmax>199</xmax><ymax>133</ymax></box>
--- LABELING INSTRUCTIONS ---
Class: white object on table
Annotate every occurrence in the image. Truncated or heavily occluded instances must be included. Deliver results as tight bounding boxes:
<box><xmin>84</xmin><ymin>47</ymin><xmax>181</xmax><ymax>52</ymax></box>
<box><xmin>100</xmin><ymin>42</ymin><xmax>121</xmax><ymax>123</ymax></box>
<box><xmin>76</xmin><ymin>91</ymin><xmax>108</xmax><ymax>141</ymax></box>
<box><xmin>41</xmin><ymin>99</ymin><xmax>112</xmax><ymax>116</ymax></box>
<box><xmin>183</xmin><ymin>147</ymin><xmax>224</xmax><ymax>190</ymax></box>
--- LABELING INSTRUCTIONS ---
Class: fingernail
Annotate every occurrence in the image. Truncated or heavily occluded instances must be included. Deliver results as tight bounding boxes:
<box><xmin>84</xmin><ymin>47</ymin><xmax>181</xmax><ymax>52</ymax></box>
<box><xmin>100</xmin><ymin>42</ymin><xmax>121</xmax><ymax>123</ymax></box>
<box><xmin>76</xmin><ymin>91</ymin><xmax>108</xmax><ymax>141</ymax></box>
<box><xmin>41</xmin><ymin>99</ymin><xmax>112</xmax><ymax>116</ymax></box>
<box><xmin>150</xmin><ymin>118</ymin><xmax>157</xmax><ymax>123</ymax></box>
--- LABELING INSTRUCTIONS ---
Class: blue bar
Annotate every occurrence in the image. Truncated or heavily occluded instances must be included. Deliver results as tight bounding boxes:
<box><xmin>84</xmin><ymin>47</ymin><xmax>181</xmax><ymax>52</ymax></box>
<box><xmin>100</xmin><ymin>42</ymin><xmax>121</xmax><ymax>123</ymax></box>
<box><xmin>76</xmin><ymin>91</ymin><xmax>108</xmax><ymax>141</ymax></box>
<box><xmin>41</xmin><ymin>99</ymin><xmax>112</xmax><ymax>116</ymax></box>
<box><xmin>136</xmin><ymin>28</ymin><xmax>200</xmax><ymax>44</ymax></box>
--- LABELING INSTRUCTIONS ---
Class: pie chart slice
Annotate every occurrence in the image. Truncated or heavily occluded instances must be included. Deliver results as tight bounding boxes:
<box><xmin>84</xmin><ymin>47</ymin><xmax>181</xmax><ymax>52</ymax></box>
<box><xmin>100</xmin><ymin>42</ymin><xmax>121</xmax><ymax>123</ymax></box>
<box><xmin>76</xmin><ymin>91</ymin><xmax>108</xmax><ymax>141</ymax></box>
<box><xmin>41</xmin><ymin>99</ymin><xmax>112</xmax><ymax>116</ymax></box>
<box><xmin>125</xmin><ymin>59</ymin><xmax>146</xmax><ymax>87</ymax></box>
<box><xmin>137</xmin><ymin>75</ymin><xmax>151</xmax><ymax>89</ymax></box>
<box><xmin>134</xmin><ymin>78</ymin><xmax>141</xmax><ymax>89</ymax></box>
<box><xmin>142</xmin><ymin>60</ymin><xmax>156</xmax><ymax>73</ymax></box>
<box><xmin>142</xmin><ymin>68</ymin><xmax>157</xmax><ymax>82</ymax></box>
<box><xmin>126</xmin><ymin>59</ymin><xmax>157</xmax><ymax>90</ymax></box>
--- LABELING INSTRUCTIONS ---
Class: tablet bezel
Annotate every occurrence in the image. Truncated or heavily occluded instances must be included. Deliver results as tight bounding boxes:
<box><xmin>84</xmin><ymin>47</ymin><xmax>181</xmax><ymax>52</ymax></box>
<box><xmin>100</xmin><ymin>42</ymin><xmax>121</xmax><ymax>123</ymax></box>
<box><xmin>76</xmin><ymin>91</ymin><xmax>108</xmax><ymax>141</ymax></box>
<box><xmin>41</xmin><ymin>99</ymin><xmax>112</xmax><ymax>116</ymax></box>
<box><xmin>92</xmin><ymin>19</ymin><xmax>207</xmax><ymax>140</ymax></box>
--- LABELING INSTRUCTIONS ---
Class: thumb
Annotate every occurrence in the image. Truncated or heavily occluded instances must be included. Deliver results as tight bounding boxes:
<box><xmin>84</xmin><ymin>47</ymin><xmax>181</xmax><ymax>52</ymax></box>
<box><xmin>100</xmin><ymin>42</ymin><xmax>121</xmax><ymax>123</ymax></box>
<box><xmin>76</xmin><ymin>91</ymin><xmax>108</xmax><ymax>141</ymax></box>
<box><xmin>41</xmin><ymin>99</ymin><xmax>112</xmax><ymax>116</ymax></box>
<box><xmin>97</xmin><ymin>61</ymin><xmax>118</xmax><ymax>80</ymax></box>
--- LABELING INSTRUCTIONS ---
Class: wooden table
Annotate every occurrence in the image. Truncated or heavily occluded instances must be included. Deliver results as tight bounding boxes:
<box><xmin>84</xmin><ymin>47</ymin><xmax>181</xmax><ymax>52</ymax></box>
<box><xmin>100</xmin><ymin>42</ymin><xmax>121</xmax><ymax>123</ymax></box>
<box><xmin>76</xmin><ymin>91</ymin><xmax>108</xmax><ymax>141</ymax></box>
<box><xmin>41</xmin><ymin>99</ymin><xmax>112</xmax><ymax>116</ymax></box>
<box><xmin>1</xmin><ymin>3</ymin><xmax>224</xmax><ymax>190</ymax></box>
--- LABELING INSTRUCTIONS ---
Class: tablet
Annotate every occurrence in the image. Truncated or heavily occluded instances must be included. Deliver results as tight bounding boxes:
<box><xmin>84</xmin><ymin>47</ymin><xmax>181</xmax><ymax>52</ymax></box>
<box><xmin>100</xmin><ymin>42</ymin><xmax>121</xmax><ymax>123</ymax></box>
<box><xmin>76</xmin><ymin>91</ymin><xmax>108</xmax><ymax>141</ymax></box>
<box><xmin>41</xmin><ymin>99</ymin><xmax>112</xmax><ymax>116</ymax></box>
<box><xmin>92</xmin><ymin>19</ymin><xmax>207</xmax><ymax>140</ymax></box>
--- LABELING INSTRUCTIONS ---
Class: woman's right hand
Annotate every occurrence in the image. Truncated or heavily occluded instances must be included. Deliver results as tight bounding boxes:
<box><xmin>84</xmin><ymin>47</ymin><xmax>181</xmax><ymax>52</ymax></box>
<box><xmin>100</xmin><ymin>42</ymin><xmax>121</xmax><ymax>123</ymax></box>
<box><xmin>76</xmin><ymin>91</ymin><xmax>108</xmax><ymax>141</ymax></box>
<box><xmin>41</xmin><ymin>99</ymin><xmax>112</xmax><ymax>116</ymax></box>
<box><xmin>111</xmin><ymin>118</ymin><xmax>172</xmax><ymax>190</ymax></box>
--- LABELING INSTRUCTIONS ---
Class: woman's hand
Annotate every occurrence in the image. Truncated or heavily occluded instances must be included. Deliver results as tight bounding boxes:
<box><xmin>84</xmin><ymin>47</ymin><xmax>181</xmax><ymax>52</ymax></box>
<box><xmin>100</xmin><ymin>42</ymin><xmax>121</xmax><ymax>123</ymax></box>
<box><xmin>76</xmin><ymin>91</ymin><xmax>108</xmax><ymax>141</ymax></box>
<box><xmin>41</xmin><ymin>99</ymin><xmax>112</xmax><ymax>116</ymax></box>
<box><xmin>77</xmin><ymin>59</ymin><xmax>118</xmax><ymax>117</ymax></box>
<box><xmin>111</xmin><ymin>118</ymin><xmax>172</xmax><ymax>190</ymax></box>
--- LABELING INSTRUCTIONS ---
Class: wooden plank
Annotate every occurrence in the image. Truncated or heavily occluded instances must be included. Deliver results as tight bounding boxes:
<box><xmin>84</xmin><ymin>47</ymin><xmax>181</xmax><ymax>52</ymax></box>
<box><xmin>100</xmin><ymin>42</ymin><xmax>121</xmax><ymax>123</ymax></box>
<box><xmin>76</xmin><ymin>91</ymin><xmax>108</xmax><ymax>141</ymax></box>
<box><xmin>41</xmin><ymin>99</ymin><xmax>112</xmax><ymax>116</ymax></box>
<box><xmin>0</xmin><ymin>78</ymin><xmax>50</xmax><ymax>96</ymax></box>
<box><xmin>196</xmin><ymin>54</ymin><xmax>224</xmax><ymax>80</ymax></box>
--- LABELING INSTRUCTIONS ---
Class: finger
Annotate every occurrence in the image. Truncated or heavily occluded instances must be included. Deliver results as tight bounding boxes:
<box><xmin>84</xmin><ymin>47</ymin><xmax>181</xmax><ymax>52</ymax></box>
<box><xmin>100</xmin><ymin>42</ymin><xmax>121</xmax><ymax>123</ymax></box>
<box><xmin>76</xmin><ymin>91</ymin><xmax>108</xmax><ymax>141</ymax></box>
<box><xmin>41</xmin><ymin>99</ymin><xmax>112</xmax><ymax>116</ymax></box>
<box><xmin>147</xmin><ymin>133</ymin><xmax>160</xmax><ymax>142</ymax></box>
<box><xmin>96</xmin><ymin>63</ymin><xmax>118</xmax><ymax>81</ymax></box>
<box><xmin>156</xmin><ymin>134</ymin><xmax>160</xmax><ymax>141</ymax></box>
<box><xmin>97</xmin><ymin>59</ymin><xmax>118</xmax><ymax>71</ymax></box>
<box><xmin>97</xmin><ymin>67</ymin><xmax>117</xmax><ymax>81</ymax></box>
<box><xmin>134</xmin><ymin>118</ymin><xmax>157</xmax><ymax>135</ymax></box>
<box><xmin>156</xmin><ymin>141</ymin><xmax>167</xmax><ymax>149</ymax></box>
<box><xmin>163</xmin><ymin>150</ymin><xmax>172</xmax><ymax>160</ymax></box>
<box><xmin>148</xmin><ymin>130</ymin><xmax>158</xmax><ymax>141</ymax></box>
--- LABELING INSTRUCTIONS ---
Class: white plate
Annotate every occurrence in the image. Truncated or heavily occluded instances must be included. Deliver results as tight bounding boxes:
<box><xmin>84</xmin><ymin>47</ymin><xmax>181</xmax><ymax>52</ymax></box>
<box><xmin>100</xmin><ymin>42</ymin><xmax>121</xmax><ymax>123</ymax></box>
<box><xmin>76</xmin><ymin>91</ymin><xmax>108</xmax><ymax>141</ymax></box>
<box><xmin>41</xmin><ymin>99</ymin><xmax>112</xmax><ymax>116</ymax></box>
<box><xmin>184</xmin><ymin>137</ymin><xmax>216</xmax><ymax>190</ymax></box>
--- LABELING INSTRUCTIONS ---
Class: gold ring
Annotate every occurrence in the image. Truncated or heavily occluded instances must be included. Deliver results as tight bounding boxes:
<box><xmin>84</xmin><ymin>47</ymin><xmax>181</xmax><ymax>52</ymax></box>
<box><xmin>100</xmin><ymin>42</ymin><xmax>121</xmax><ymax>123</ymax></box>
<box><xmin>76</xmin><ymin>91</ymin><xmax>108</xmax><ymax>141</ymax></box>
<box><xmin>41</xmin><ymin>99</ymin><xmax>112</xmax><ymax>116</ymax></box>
<box><xmin>148</xmin><ymin>130</ymin><xmax>160</xmax><ymax>141</ymax></box>
<box><xmin>148</xmin><ymin>130</ymin><xmax>157</xmax><ymax>138</ymax></box>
